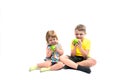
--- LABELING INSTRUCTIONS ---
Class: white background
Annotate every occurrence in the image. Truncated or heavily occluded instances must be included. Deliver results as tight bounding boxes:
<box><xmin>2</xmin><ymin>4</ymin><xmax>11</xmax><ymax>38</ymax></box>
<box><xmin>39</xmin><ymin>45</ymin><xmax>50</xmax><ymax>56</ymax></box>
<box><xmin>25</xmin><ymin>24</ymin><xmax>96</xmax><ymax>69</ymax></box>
<box><xmin>0</xmin><ymin>0</ymin><xmax>120</xmax><ymax>80</ymax></box>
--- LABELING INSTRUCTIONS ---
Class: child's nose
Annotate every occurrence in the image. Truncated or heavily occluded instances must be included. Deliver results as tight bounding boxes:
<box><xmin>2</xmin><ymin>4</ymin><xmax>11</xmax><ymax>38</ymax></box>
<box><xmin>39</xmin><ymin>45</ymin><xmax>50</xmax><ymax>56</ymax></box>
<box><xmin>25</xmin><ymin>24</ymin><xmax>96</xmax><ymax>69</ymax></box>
<box><xmin>52</xmin><ymin>40</ymin><xmax>55</xmax><ymax>43</ymax></box>
<box><xmin>77</xmin><ymin>35</ymin><xmax>80</xmax><ymax>37</ymax></box>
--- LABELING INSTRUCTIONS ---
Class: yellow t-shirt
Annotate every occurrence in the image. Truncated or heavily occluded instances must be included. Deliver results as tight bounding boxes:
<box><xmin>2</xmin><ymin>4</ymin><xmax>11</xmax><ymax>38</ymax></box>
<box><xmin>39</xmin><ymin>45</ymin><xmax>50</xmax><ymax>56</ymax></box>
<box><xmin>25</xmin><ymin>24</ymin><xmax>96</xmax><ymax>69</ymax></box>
<box><xmin>71</xmin><ymin>38</ymin><xmax>91</xmax><ymax>57</ymax></box>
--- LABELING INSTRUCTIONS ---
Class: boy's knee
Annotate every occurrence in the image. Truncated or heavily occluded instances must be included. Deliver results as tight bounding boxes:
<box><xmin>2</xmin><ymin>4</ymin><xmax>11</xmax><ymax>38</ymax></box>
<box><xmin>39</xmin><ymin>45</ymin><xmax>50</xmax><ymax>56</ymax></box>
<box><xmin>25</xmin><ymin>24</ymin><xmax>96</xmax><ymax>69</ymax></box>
<box><xmin>60</xmin><ymin>55</ymin><xmax>68</xmax><ymax>61</ymax></box>
<box><xmin>93</xmin><ymin>59</ymin><xmax>96</xmax><ymax>65</ymax></box>
<box><xmin>90</xmin><ymin>58</ymin><xmax>96</xmax><ymax>66</ymax></box>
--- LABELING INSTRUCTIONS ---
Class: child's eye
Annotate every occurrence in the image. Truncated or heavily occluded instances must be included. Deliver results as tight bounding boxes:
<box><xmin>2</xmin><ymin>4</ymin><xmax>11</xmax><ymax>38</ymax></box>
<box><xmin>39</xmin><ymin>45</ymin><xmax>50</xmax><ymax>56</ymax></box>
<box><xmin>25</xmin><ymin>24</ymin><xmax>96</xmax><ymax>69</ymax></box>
<box><xmin>50</xmin><ymin>40</ymin><xmax>52</xmax><ymax>41</ymax></box>
<box><xmin>75</xmin><ymin>33</ymin><xmax>84</xmax><ymax>35</ymax></box>
<box><xmin>75</xmin><ymin>34</ymin><xmax>79</xmax><ymax>35</ymax></box>
<box><xmin>80</xmin><ymin>34</ymin><xmax>84</xmax><ymax>35</ymax></box>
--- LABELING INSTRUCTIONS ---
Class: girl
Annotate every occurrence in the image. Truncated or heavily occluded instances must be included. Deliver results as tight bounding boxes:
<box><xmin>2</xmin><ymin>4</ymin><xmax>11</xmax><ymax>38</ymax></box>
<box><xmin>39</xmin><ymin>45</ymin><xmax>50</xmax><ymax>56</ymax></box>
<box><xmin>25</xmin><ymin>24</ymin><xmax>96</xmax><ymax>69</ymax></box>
<box><xmin>29</xmin><ymin>30</ymin><xmax>64</xmax><ymax>72</ymax></box>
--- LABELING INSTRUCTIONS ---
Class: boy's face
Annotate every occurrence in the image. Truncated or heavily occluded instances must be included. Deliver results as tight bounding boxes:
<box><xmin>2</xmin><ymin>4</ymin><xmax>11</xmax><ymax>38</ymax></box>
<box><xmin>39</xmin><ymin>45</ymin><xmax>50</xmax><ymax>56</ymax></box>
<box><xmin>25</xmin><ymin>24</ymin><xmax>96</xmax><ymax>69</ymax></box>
<box><xmin>75</xmin><ymin>30</ymin><xmax>85</xmax><ymax>39</ymax></box>
<box><xmin>48</xmin><ymin>37</ymin><xmax>58</xmax><ymax>45</ymax></box>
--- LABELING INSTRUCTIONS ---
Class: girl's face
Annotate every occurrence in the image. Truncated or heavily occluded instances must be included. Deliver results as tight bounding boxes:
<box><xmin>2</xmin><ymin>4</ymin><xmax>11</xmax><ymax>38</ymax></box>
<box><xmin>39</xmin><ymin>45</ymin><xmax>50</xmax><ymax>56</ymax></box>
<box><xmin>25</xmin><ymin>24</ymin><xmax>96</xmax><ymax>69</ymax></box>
<box><xmin>48</xmin><ymin>37</ymin><xmax>58</xmax><ymax>45</ymax></box>
<box><xmin>75</xmin><ymin>30</ymin><xmax>86</xmax><ymax>40</ymax></box>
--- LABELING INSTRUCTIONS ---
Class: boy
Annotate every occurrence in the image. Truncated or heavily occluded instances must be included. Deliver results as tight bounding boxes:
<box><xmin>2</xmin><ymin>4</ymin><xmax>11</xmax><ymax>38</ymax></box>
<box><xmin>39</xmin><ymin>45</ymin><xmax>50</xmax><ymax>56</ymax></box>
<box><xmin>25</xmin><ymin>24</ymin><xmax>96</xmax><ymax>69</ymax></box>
<box><xmin>60</xmin><ymin>24</ymin><xmax>96</xmax><ymax>74</ymax></box>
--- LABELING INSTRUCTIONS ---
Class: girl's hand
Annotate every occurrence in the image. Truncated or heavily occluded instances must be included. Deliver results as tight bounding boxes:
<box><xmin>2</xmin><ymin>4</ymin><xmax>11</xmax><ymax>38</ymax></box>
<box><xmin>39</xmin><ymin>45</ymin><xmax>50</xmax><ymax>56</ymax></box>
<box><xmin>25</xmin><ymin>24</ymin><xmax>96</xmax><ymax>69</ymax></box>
<box><xmin>46</xmin><ymin>47</ymin><xmax>52</xmax><ymax>57</ymax></box>
<box><xmin>48</xmin><ymin>48</ymin><xmax>53</xmax><ymax>53</ymax></box>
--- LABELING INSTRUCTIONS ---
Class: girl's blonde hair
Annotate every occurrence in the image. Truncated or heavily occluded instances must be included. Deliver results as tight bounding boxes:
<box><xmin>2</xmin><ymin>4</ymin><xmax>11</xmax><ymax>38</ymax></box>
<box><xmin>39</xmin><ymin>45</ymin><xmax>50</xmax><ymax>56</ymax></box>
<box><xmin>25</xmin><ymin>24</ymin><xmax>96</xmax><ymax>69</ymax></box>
<box><xmin>46</xmin><ymin>30</ymin><xmax>58</xmax><ymax>43</ymax></box>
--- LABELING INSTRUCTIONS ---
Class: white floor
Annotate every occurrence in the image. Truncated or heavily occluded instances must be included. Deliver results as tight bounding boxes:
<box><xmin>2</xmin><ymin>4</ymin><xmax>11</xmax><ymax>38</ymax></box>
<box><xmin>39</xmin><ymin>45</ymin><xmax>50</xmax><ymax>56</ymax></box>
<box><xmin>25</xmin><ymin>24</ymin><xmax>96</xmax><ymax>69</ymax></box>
<box><xmin>0</xmin><ymin>55</ymin><xmax>97</xmax><ymax>80</ymax></box>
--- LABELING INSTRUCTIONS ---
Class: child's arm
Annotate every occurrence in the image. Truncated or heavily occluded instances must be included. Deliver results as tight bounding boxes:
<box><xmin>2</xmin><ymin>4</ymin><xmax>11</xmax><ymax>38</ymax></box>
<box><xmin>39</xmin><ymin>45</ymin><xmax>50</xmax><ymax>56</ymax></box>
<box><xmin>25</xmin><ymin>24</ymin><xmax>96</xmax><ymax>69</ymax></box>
<box><xmin>77</xmin><ymin>39</ymin><xmax>90</xmax><ymax>58</ymax></box>
<box><xmin>78</xmin><ymin>46</ymin><xmax>89</xmax><ymax>57</ymax></box>
<box><xmin>55</xmin><ymin>44</ymin><xmax>64</xmax><ymax>56</ymax></box>
<box><xmin>77</xmin><ymin>42</ymin><xmax>89</xmax><ymax>58</ymax></box>
<box><xmin>46</xmin><ymin>47</ymin><xmax>52</xmax><ymax>57</ymax></box>
<box><xmin>71</xmin><ymin>40</ymin><xmax>78</xmax><ymax>56</ymax></box>
<box><xmin>71</xmin><ymin>45</ymin><xmax>77</xmax><ymax>56</ymax></box>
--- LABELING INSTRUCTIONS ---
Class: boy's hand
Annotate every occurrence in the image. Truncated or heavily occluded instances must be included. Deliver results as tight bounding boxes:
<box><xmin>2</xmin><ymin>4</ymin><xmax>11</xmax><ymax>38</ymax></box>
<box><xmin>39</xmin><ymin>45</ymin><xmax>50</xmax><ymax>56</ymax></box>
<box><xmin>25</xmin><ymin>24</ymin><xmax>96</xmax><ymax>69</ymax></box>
<box><xmin>72</xmin><ymin>39</ymin><xmax>78</xmax><ymax>45</ymax></box>
<box><xmin>77</xmin><ymin>39</ymin><xmax>81</xmax><ymax>46</ymax></box>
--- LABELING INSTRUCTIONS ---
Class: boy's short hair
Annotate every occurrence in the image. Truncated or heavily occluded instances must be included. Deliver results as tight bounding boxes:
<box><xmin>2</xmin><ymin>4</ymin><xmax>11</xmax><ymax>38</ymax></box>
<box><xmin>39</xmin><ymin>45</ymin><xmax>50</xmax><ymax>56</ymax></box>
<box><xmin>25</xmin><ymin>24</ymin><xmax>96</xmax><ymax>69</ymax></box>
<box><xmin>46</xmin><ymin>30</ymin><xmax>58</xmax><ymax>43</ymax></box>
<box><xmin>75</xmin><ymin>24</ymin><xmax>86</xmax><ymax>33</ymax></box>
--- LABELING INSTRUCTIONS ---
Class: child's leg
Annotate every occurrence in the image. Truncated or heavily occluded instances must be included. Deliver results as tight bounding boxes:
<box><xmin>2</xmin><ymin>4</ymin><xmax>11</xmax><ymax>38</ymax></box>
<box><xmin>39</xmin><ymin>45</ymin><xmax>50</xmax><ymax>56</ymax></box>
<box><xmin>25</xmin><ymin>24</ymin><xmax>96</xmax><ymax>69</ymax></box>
<box><xmin>77</xmin><ymin>58</ymin><xmax>96</xmax><ymax>67</ymax></box>
<box><xmin>29</xmin><ymin>60</ymin><xmax>51</xmax><ymax>72</ymax></box>
<box><xmin>50</xmin><ymin>61</ymin><xmax>64</xmax><ymax>71</ymax></box>
<box><xmin>40</xmin><ymin>61</ymin><xmax>64</xmax><ymax>72</ymax></box>
<box><xmin>60</xmin><ymin>55</ymin><xmax>91</xmax><ymax>73</ymax></box>
<box><xmin>60</xmin><ymin>55</ymin><xmax>78</xmax><ymax>69</ymax></box>
<box><xmin>37</xmin><ymin>60</ymin><xmax>51</xmax><ymax>68</ymax></box>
